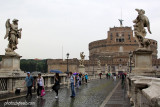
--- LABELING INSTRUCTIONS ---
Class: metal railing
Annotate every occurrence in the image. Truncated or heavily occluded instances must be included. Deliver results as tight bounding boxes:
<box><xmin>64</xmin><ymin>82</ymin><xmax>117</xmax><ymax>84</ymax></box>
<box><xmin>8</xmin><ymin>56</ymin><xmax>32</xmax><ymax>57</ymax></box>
<box><xmin>0</xmin><ymin>78</ymin><xmax>7</xmax><ymax>91</ymax></box>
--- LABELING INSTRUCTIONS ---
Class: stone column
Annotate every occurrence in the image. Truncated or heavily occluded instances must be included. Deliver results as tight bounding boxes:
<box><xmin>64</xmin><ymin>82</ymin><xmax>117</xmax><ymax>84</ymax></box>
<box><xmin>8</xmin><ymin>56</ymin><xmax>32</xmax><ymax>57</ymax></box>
<box><xmin>105</xmin><ymin>64</ymin><xmax>108</xmax><ymax>74</ymax></box>
<box><xmin>7</xmin><ymin>78</ymin><xmax>12</xmax><ymax>92</ymax></box>
<box><xmin>62</xmin><ymin>76</ymin><xmax>66</xmax><ymax>84</ymax></box>
<box><xmin>78</xmin><ymin>66</ymin><xmax>85</xmax><ymax>74</ymax></box>
<box><xmin>47</xmin><ymin>77</ymin><xmax>51</xmax><ymax>87</ymax></box>
<box><xmin>44</xmin><ymin>77</ymin><xmax>48</xmax><ymax>87</ymax></box>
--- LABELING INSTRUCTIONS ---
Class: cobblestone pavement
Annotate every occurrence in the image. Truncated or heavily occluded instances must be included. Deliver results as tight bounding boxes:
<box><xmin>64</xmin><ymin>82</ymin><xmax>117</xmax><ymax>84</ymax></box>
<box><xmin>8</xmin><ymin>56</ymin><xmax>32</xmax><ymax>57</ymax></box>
<box><xmin>0</xmin><ymin>78</ymin><xmax>121</xmax><ymax>107</ymax></box>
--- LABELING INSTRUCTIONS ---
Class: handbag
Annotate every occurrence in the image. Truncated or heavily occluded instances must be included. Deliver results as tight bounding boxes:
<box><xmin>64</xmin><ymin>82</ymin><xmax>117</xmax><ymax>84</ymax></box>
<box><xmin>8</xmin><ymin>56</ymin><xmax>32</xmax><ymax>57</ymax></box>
<box><xmin>52</xmin><ymin>84</ymin><xmax>60</xmax><ymax>90</ymax></box>
<box><xmin>41</xmin><ymin>88</ymin><xmax>46</xmax><ymax>96</ymax></box>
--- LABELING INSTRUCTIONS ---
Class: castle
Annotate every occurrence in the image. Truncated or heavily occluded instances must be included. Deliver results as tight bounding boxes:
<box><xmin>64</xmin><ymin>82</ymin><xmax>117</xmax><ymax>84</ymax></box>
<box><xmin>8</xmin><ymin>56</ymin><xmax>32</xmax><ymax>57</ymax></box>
<box><xmin>47</xmin><ymin>24</ymin><xmax>158</xmax><ymax>75</ymax></box>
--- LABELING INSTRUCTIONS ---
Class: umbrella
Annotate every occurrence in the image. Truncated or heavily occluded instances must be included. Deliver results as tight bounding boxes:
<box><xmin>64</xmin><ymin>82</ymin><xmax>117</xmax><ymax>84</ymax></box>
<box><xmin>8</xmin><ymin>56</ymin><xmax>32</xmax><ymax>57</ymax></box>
<box><xmin>73</xmin><ymin>72</ymin><xmax>79</xmax><ymax>75</ymax></box>
<box><xmin>50</xmin><ymin>70</ymin><xmax>63</xmax><ymax>73</ymax></box>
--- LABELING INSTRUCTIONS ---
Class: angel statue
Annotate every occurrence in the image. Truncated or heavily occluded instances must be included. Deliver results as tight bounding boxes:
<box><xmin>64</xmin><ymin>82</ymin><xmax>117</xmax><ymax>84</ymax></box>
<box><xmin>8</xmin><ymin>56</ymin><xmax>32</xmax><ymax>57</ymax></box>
<box><xmin>133</xmin><ymin>9</ymin><xmax>151</xmax><ymax>49</ymax></box>
<box><xmin>4</xmin><ymin>19</ymin><xmax>22</xmax><ymax>56</ymax></box>
<box><xmin>79</xmin><ymin>52</ymin><xmax>85</xmax><ymax>66</ymax></box>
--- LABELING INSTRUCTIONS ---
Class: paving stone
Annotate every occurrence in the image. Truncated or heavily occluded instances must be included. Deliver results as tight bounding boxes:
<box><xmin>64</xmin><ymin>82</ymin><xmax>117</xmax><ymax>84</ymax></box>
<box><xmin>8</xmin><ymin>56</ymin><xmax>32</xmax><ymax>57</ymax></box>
<box><xmin>104</xmin><ymin>80</ymin><xmax>131</xmax><ymax>107</ymax></box>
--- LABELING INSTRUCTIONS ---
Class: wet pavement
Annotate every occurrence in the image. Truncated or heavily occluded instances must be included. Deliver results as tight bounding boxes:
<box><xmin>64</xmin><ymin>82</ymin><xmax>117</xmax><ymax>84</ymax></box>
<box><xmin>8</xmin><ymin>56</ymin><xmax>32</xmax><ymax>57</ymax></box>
<box><xmin>104</xmin><ymin>80</ymin><xmax>131</xmax><ymax>107</ymax></box>
<box><xmin>0</xmin><ymin>78</ymin><xmax>122</xmax><ymax>107</ymax></box>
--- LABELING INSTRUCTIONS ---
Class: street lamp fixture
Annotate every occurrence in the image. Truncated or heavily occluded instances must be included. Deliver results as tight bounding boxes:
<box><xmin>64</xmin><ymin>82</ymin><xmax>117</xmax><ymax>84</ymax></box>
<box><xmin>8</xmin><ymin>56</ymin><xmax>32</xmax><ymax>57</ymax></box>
<box><xmin>66</xmin><ymin>53</ymin><xmax>70</xmax><ymax>88</ymax></box>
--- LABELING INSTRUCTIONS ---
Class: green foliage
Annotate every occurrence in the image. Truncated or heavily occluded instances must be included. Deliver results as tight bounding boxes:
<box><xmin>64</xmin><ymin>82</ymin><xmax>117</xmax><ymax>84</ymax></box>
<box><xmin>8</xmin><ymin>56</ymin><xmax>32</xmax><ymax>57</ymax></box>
<box><xmin>20</xmin><ymin>59</ymin><xmax>47</xmax><ymax>73</ymax></box>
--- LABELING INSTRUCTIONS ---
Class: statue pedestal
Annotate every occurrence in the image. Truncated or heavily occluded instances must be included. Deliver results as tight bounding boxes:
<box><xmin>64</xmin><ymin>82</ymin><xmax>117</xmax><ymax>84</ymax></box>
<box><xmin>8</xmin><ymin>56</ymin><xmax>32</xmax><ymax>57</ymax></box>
<box><xmin>78</xmin><ymin>66</ymin><xmax>85</xmax><ymax>74</ymax></box>
<box><xmin>0</xmin><ymin>55</ymin><xmax>25</xmax><ymax>76</ymax></box>
<box><xmin>131</xmin><ymin>49</ymin><xmax>155</xmax><ymax>76</ymax></box>
<box><xmin>97</xmin><ymin>68</ymin><xmax>101</xmax><ymax>74</ymax></box>
<box><xmin>105</xmin><ymin>65</ymin><xmax>108</xmax><ymax>74</ymax></box>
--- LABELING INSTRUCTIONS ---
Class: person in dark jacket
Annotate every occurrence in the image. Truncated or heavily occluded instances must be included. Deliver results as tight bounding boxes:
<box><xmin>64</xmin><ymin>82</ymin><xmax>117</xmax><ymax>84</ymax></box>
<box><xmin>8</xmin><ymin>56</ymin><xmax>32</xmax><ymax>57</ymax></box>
<box><xmin>52</xmin><ymin>73</ymin><xmax>60</xmax><ymax>99</ymax></box>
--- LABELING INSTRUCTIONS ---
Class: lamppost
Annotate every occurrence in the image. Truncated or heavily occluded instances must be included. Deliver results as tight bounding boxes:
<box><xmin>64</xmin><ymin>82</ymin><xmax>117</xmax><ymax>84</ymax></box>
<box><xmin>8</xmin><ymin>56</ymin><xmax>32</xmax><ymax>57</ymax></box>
<box><xmin>129</xmin><ymin>51</ymin><xmax>133</xmax><ymax>73</ymax></box>
<box><xmin>66</xmin><ymin>53</ymin><xmax>69</xmax><ymax>74</ymax></box>
<box><xmin>66</xmin><ymin>53</ymin><xmax>69</xmax><ymax>88</ymax></box>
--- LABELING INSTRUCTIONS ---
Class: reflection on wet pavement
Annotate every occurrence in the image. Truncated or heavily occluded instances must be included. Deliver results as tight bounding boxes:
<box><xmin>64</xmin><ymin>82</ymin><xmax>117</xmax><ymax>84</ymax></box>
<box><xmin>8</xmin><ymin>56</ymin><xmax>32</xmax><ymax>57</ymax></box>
<box><xmin>0</xmin><ymin>78</ymin><xmax>119</xmax><ymax>107</ymax></box>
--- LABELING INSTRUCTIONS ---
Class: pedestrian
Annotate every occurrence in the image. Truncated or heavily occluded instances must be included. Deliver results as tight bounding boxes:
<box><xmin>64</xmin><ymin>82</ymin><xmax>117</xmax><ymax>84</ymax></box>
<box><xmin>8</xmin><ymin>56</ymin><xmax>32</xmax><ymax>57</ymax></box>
<box><xmin>79</xmin><ymin>72</ymin><xmax>82</xmax><ymax>86</ymax></box>
<box><xmin>37</xmin><ymin>73</ymin><xmax>44</xmax><ymax>98</ymax></box>
<box><xmin>76</xmin><ymin>74</ymin><xmax>80</xmax><ymax>88</ymax></box>
<box><xmin>121</xmin><ymin>73</ymin><xmax>126</xmax><ymax>84</ymax></box>
<box><xmin>24</xmin><ymin>72</ymin><xmax>34</xmax><ymax>98</ymax></box>
<box><xmin>108</xmin><ymin>73</ymin><xmax>110</xmax><ymax>79</ymax></box>
<box><xmin>85</xmin><ymin>74</ymin><xmax>88</xmax><ymax>83</ymax></box>
<box><xmin>82</xmin><ymin>74</ymin><xmax>85</xmax><ymax>83</ymax></box>
<box><xmin>113</xmin><ymin>73</ymin><xmax>116</xmax><ymax>81</ymax></box>
<box><xmin>52</xmin><ymin>73</ymin><xmax>60</xmax><ymax>99</ymax></box>
<box><xmin>106</xmin><ymin>73</ymin><xmax>108</xmax><ymax>79</ymax></box>
<box><xmin>99</xmin><ymin>73</ymin><xmax>102</xmax><ymax>79</ymax></box>
<box><xmin>69</xmin><ymin>72</ymin><xmax>75</xmax><ymax>98</ymax></box>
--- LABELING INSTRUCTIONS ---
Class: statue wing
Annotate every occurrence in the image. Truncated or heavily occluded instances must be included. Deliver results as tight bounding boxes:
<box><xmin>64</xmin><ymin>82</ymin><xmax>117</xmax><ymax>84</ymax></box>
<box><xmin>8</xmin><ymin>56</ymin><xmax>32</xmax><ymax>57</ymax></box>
<box><xmin>4</xmin><ymin>19</ymin><xmax>11</xmax><ymax>39</ymax></box>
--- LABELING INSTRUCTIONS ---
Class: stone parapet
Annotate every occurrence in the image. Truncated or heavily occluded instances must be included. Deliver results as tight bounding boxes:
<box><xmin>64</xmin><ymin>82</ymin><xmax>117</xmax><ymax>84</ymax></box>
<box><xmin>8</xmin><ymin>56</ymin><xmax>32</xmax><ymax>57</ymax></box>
<box><xmin>0</xmin><ymin>73</ymin><xmax>67</xmax><ymax>94</ymax></box>
<box><xmin>127</xmin><ymin>75</ymin><xmax>160</xmax><ymax>107</ymax></box>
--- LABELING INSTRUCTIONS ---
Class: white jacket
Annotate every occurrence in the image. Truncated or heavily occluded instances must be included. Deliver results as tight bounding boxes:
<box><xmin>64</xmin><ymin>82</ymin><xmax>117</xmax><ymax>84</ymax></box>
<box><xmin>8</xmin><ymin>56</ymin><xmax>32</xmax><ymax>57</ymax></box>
<box><xmin>37</xmin><ymin>77</ymin><xmax>44</xmax><ymax>86</ymax></box>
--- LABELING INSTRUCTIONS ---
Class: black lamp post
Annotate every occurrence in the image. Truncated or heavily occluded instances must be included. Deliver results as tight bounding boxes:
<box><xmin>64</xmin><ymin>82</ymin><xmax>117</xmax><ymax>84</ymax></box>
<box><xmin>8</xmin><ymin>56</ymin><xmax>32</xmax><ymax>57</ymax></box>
<box><xmin>66</xmin><ymin>53</ymin><xmax>69</xmax><ymax>74</ymax></box>
<box><xmin>129</xmin><ymin>51</ymin><xmax>133</xmax><ymax>73</ymax></box>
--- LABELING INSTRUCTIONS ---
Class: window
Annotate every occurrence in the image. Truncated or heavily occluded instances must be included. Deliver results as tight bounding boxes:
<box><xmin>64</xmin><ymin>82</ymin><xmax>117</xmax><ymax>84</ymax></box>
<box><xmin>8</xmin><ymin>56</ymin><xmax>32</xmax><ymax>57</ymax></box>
<box><xmin>128</xmin><ymin>34</ymin><xmax>131</xmax><ymax>40</ymax></box>
<box><xmin>116</xmin><ymin>38</ymin><xmax>119</xmax><ymax>42</ymax></box>
<box><xmin>110</xmin><ymin>34</ymin><xmax>112</xmax><ymax>40</ymax></box>
<box><xmin>116</xmin><ymin>33</ymin><xmax>119</xmax><ymax>37</ymax></box>
<box><xmin>119</xmin><ymin>39</ymin><xmax>121</xmax><ymax>42</ymax></box>
<box><xmin>122</xmin><ymin>38</ymin><xmax>124</xmax><ymax>42</ymax></box>
<box><xmin>119</xmin><ymin>46</ymin><xmax>123</xmax><ymax>52</ymax></box>
<box><xmin>122</xmin><ymin>33</ymin><xmax>124</xmax><ymax>37</ymax></box>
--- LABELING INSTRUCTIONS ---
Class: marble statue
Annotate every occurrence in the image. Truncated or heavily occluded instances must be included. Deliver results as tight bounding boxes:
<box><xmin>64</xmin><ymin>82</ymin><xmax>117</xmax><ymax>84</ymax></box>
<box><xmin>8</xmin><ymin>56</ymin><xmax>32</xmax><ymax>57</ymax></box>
<box><xmin>97</xmin><ymin>60</ymin><xmax>101</xmax><ymax>68</ymax></box>
<box><xmin>4</xmin><ymin>19</ymin><xmax>22</xmax><ymax>56</ymax></box>
<box><xmin>133</xmin><ymin>9</ymin><xmax>151</xmax><ymax>49</ymax></box>
<box><xmin>79</xmin><ymin>52</ymin><xmax>85</xmax><ymax>66</ymax></box>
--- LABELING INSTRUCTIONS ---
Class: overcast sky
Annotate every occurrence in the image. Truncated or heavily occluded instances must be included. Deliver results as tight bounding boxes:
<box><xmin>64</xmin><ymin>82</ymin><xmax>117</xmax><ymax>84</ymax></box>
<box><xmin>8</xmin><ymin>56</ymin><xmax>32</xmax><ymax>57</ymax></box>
<box><xmin>0</xmin><ymin>0</ymin><xmax>160</xmax><ymax>59</ymax></box>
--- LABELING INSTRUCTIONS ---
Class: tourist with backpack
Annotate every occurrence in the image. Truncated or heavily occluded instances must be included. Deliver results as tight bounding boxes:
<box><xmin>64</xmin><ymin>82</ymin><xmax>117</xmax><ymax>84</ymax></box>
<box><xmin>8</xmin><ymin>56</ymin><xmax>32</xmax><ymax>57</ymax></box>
<box><xmin>69</xmin><ymin>72</ymin><xmax>76</xmax><ymax>98</ymax></box>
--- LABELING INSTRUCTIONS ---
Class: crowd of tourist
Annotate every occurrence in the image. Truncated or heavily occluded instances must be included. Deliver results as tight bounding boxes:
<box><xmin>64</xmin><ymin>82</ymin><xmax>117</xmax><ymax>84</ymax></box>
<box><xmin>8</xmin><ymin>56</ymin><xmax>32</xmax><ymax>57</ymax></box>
<box><xmin>24</xmin><ymin>71</ymin><xmax>127</xmax><ymax>99</ymax></box>
<box><xmin>24</xmin><ymin>71</ymin><xmax>89</xmax><ymax>99</ymax></box>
